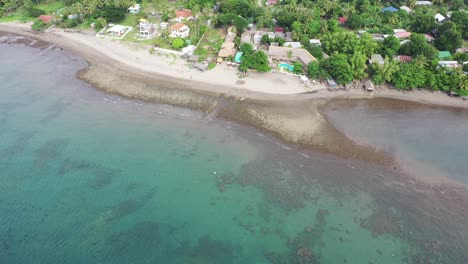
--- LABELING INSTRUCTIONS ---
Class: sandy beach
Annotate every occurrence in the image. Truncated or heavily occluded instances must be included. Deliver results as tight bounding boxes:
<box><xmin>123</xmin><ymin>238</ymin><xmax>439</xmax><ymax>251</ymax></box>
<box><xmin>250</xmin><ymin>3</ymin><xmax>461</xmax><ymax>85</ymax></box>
<box><xmin>1</xmin><ymin>21</ymin><xmax>467</xmax><ymax>106</ymax></box>
<box><xmin>1</xmin><ymin>21</ymin><xmax>467</xmax><ymax>164</ymax></box>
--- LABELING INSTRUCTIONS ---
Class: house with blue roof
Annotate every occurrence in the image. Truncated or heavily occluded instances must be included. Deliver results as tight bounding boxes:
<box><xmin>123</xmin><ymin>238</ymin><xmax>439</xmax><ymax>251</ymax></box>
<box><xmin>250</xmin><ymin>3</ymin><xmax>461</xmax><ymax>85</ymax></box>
<box><xmin>382</xmin><ymin>6</ymin><xmax>398</xmax><ymax>13</ymax></box>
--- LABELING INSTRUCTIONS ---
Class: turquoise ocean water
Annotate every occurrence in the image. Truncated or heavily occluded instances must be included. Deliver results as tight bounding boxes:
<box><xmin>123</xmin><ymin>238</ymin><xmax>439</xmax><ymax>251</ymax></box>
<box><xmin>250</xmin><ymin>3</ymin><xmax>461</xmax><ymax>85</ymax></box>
<box><xmin>1</xmin><ymin>34</ymin><xmax>467</xmax><ymax>263</ymax></box>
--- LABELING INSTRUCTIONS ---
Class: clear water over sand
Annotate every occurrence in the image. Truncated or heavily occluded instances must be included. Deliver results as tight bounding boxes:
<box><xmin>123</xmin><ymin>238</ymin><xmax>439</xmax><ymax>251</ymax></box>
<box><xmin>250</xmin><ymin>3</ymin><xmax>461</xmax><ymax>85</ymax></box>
<box><xmin>1</xmin><ymin>36</ymin><xmax>467</xmax><ymax>264</ymax></box>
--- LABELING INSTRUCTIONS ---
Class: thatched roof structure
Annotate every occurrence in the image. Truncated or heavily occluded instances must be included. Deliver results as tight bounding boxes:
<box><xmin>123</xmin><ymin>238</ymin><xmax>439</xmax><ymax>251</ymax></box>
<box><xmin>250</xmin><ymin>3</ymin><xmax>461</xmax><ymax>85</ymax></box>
<box><xmin>218</xmin><ymin>27</ymin><xmax>237</xmax><ymax>58</ymax></box>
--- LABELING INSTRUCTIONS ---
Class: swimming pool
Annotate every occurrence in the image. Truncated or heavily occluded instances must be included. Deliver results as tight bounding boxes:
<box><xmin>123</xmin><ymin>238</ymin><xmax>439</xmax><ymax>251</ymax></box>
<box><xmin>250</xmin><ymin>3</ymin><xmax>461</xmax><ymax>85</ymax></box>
<box><xmin>278</xmin><ymin>63</ymin><xmax>294</xmax><ymax>71</ymax></box>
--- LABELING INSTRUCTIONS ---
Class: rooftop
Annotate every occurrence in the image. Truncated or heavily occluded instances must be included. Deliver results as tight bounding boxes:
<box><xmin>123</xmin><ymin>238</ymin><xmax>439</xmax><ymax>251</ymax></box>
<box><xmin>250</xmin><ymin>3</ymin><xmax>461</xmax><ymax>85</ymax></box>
<box><xmin>382</xmin><ymin>6</ymin><xmax>398</xmax><ymax>12</ymax></box>
<box><xmin>268</xmin><ymin>46</ymin><xmax>317</xmax><ymax>66</ymax></box>
<box><xmin>38</xmin><ymin>15</ymin><xmax>53</xmax><ymax>24</ymax></box>
<box><xmin>176</xmin><ymin>9</ymin><xmax>192</xmax><ymax>18</ymax></box>
<box><xmin>170</xmin><ymin>22</ymin><xmax>187</xmax><ymax>31</ymax></box>
<box><xmin>438</xmin><ymin>51</ymin><xmax>452</xmax><ymax>59</ymax></box>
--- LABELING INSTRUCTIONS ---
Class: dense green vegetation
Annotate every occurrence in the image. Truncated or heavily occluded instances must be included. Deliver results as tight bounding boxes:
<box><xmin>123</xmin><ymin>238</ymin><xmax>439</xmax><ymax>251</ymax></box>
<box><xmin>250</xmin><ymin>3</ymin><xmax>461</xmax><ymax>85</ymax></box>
<box><xmin>239</xmin><ymin>43</ymin><xmax>271</xmax><ymax>72</ymax></box>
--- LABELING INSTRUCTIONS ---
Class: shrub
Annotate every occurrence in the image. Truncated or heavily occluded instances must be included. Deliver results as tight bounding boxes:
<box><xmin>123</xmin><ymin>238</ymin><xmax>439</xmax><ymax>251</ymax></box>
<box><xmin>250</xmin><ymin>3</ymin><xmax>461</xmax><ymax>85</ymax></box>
<box><xmin>24</xmin><ymin>7</ymin><xmax>45</xmax><ymax>18</ymax></box>
<box><xmin>172</xmin><ymin>38</ymin><xmax>185</xmax><ymax>49</ymax></box>
<box><xmin>31</xmin><ymin>19</ymin><xmax>45</xmax><ymax>31</ymax></box>
<box><xmin>63</xmin><ymin>19</ymin><xmax>78</xmax><ymax>28</ymax></box>
<box><xmin>97</xmin><ymin>6</ymin><xmax>126</xmax><ymax>23</ymax></box>
<box><xmin>208</xmin><ymin>62</ymin><xmax>216</xmax><ymax>70</ymax></box>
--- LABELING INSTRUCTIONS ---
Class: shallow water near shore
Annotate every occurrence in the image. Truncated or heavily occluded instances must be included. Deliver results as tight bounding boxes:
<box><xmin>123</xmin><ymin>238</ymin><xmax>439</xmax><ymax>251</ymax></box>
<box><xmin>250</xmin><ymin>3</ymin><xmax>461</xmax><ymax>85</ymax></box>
<box><xmin>324</xmin><ymin>99</ymin><xmax>468</xmax><ymax>184</ymax></box>
<box><xmin>1</xmin><ymin>35</ymin><xmax>468</xmax><ymax>264</ymax></box>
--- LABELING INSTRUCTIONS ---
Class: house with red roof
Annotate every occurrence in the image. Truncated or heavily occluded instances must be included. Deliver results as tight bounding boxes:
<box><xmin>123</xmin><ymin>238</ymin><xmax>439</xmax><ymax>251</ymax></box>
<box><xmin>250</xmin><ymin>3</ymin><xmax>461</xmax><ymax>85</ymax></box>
<box><xmin>395</xmin><ymin>55</ymin><xmax>412</xmax><ymax>63</ymax></box>
<box><xmin>338</xmin><ymin>17</ymin><xmax>348</xmax><ymax>24</ymax></box>
<box><xmin>170</xmin><ymin>22</ymin><xmax>190</xmax><ymax>38</ymax></box>
<box><xmin>38</xmin><ymin>15</ymin><xmax>53</xmax><ymax>24</ymax></box>
<box><xmin>267</xmin><ymin>0</ymin><xmax>278</xmax><ymax>5</ymax></box>
<box><xmin>393</xmin><ymin>29</ymin><xmax>411</xmax><ymax>39</ymax></box>
<box><xmin>174</xmin><ymin>9</ymin><xmax>193</xmax><ymax>22</ymax></box>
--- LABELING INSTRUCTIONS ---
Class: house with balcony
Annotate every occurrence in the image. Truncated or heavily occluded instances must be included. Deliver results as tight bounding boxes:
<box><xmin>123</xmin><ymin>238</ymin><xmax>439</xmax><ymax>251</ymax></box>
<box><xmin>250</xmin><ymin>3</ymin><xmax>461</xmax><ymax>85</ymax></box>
<box><xmin>138</xmin><ymin>19</ymin><xmax>154</xmax><ymax>38</ymax></box>
<box><xmin>170</xmin><ymin>23</ymin><xmax>190</xmax><ymax>38</ymax></box>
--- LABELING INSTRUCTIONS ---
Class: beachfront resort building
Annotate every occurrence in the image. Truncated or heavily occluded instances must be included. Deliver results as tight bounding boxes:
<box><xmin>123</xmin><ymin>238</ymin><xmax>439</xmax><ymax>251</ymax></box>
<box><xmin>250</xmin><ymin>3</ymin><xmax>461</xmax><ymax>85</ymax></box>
<box><xmin>138</xmin><ymin>19</ymin><xmax>154</xmax><ymax>38</ymax></box>
<box><xmin>268</xmin><ymin>46</ymin><xmax>316</xmax><ymax>67</ymax></box>
<box><xmin>128</xmin><ymin>4</ymin><xmax>140</xmax><ymax>13</ymax></box>
<box><xmin>170</xmin><ymin>23</ymin><xmax>190</xmax><ymax>38</ymax></box>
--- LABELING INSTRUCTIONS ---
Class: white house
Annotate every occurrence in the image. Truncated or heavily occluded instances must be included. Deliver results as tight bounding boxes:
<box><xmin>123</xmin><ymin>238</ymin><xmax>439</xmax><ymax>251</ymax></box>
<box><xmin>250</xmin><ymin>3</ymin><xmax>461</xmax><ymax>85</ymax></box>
<box><xmin>267</xmin><ymin>32</ymin><xmax>276</xmax><ymax>39</ymax></box>
<box><xmin>128</xmin><ymin>4</ymin><xmax>140</xmax><ymax>14</ymax></box>
<box><xmin>415</xmin><ymin>1</ymin><xmax>432</xmax><ymax>6</ymax></box>
<box><xmin>284</xmin><ymin>42</ymin><xmax>302</xmax><ymax>48</ymax></box>
<box><xmin>400</xmin><ymin>6</ymin><xmax>413</xmax><ymax>13</ymax></box>
<box><xmin>170</xmin><ymin>23</ymin><xmax>190</xmax><ymax>38</ymax></box>
<box><xmin>107</xmin><ymin>25</ymin><xmax>128</xmax><ymax>36</ymax></box>
<box><xmin>138</xmin><ymin>19</ymin><xmax>154</xmax><ymax>38</ymax></box>
<box><xmin>435</xmin><ymin>13</ymin><xmax>445</xmax><ymax>22</ymax></box>
<box><xmin>309</xmin><ymin>39</ymin><xmax>321</xmax><ymax>46</ymax></box>
<box><xmin>160</xmin><ymin>22</ymin><xmax>168</xmax><ymax>29</ymax></box>
<box><xmin>438</xmin><ymin>61</ymin><xmax>459</xmax><ymax>68</ymax></box>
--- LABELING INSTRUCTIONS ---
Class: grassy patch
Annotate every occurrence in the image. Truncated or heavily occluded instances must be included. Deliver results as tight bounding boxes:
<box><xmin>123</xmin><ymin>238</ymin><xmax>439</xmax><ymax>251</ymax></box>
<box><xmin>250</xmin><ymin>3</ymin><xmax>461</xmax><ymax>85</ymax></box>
<box><xmin>121</xmin><ymin>14</ymin><xmax>139</xmax><ymax>27</ymax></box>
<box><xmin>36</xmin><ymin>1</ymin><xmax>63</xmax><ymax>13</ymax></box>
<box><xmin>0</xmin><ymin>13</ymin><xmax>33</xmax><ymax>23</ymax></box>
<box><xmin>208</xmin><ymin>61</ymin><xmax>217</xmax><ymax>70</ymax></box>
<box><xmin>0</xmin><ymin>1</ymin><xmax>63</xmax><ymax>23</ymax></box>
<box><xmin>194</xmin><ymin>28</ymin><xmax>225</xmax><ymax>61</ymax></box>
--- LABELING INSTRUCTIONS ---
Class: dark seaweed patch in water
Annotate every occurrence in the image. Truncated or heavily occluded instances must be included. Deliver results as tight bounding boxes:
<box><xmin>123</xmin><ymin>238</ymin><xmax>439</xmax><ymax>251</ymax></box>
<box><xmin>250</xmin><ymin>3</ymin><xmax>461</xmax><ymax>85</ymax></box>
<box><xmin>0</xmin><ymin>131</ymin><xmax>36</xmax><ymax>160</ymax></box>
<box><xmin>103</xmin><ymin>186</ymin><xmax>157</xmax><ymax>223</ymax></box>
<box><xmin>0</xmin><ymin>118</ymin><xmax>7</xmax><ymax>136</ymax></box>
<box><xmin>99</xmin><ymin>221</ymin><xmax>162</xmax><ymax>262</ymax></box>
<box><xmin>234</xmin><ymin>146</ymin><xmax>468</xmax><ymax>263</ymax></box>
<box><xmin>40</xmin><ymin>99</ymin><xmax>70</xmax><ymax>124</ymax></box>
<box><xmin>58</xmin><ymin>159</ymin><xmax>95</xmax><ymax>176</ymax></box>
<box><xmin>237</xmin><ymin>159</ymin><xmax>313</xmax><ymax>211</ymax></box>
<box><xmin>367</xmin><ymin>179</ymin><xmax>468</xmax><ymax>264</ymax></box>
<box><xmin>175</xmin><ymin>235</ymin><xmax>241</xmax><ymax>264</ymax></box>
<box><xmin>87</xmin><ymin>166</ymin><xmax>122</xmax><ymax>189</ymax></box>
<box><xmin>264</xmin><ymin>209</ymin><xmax>328</xmax><ymax>264</ymax></box>
<box><xmin>58</xmin><ymin>158</ymin><xmax>120</xmax><ymax>189</ymax></box>
<box><xmin>360</xmin><ymin>207</ymin><xmax>403</xmax><ymax>238</ymax></box>
<box><xmin>34</xmin><ymin>138</ymin><xmax>69</xmax><ymax>168</ymax></box>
